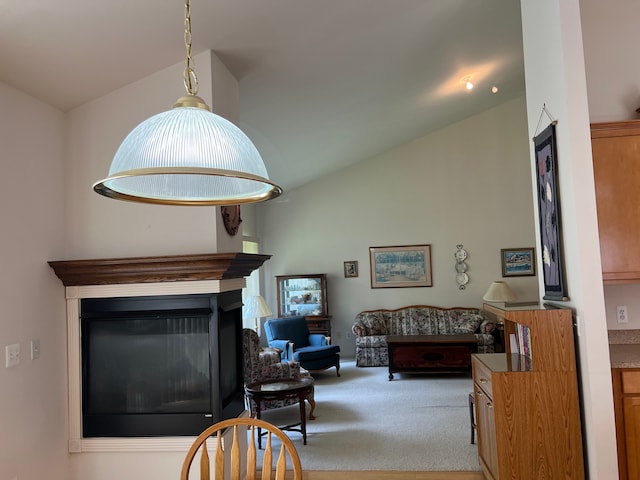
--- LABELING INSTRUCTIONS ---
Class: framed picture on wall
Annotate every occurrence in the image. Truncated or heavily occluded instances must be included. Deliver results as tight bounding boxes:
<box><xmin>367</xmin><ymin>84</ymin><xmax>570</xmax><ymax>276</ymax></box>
<box><xmin>533</xmin><ymin>122</ymin><xmax>568</xmax><ymax>301</ymax></box>
<box><xmin>369</xmin><ymin>244</ymin><xmax>432</xmax><ymax>288</ymax></box>
<box><xmin>344</xmin><ymin>260</ymin><xmax>359</xmax><ymax>278</ymax></box>
<box><xmin>501</xmin><ymin>248</ymin><xmax>536</xmax><ymax>277</ymax></box>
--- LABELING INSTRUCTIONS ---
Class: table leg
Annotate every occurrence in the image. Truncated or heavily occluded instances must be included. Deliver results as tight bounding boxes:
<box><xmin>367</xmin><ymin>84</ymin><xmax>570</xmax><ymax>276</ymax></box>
<box><xmin>299</xmin><ymin>393</ymin><xmax>307</xmax><ymax>445</ymax></box>
<box><xmin>307</xmin><ymin>398</ymin><xmax>316</xmax><ymax>420</ymax></box>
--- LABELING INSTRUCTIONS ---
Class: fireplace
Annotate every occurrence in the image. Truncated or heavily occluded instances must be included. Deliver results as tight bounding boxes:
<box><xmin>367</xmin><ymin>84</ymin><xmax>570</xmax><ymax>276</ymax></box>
<box><xmin>81</xmin><ymin>291</ymin><xmax>244</xmax><ymax>437</ymax></box>
<box><xmin>49</xmin><ymin>252</ymin><xmax>270</xmax><ymax>451</ymax></box>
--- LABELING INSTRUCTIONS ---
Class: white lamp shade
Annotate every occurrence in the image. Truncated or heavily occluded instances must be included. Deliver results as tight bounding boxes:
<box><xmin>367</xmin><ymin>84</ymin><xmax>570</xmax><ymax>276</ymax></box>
<box><xmin>482</xmin><ymin>281</ymin><xmax>516</xmax><ymax>303</ymax></box>
<box><xmin>242</xmin><ymin>295</ymin><xmax>273</xmax><ymax>319</ymax></box>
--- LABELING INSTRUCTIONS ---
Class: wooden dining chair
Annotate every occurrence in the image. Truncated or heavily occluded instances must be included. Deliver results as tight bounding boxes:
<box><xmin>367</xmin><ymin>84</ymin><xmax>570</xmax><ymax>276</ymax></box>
<box><xmin>180</xmin><ymin>417</ymin><xmax>302</xmax><ymax>480</ymax></box>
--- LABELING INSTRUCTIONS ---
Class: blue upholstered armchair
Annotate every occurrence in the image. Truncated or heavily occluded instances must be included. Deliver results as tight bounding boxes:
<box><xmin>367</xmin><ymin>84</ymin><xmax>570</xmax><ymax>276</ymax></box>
<box><xmin>264</xmin><ymin>316</ymin><xmax>341</xmax><ymax>376</ymax></box>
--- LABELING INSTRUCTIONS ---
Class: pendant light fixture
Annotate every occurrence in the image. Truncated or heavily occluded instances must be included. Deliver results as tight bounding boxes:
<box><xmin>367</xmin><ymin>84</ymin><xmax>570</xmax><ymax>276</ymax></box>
<box><xmin>93</xmin><ymin>0</ymin><xmax>282</xmax><ymax>206</ymax></box>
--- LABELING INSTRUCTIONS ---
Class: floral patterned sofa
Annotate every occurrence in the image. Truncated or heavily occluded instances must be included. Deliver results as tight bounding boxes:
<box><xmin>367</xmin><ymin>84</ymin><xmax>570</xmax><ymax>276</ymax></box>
<box><xmin>351</xmin><ymin>305</ymin><xmax>496</xmax><ymax>367</ymax></box>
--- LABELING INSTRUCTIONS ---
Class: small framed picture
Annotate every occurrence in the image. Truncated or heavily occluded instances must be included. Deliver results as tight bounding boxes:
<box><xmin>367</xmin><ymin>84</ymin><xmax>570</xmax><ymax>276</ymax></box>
<box><xmin>344</xmin><ymin>260</ymin><xmax>359</xmax><ymax>278</ymax></box>
<box><xmin>501</xmin><ymin>248</ymin><xmax>536</xmax><ymax>277</ymax></box>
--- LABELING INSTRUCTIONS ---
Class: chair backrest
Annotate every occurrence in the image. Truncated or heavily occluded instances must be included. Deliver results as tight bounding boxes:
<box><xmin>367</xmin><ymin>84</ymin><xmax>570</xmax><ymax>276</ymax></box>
<box><xmin>242</xmin><ymin>328</ymin><xmax>261</xmax><ymax>384</ymax></box>
<box><xmin>264</xmin><ymin>317</ymin><xmax>310</xmax><ymax>350</ymax></box>
<box><xmin>180</xmin><ymin>417</ymin><xmax>302</xmax><ymax>480</ymax></box>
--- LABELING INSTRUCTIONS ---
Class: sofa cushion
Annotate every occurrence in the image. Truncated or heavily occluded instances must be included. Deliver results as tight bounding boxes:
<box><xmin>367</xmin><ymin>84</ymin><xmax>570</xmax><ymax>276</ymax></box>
<box><xmin>294</xmin><ymin>344</ymin><xmax>341</xmax><ymax>362</ymax></box>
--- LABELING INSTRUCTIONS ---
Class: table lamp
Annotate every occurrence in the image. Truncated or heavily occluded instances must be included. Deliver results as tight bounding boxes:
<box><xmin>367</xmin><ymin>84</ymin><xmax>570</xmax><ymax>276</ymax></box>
<box><xmin>243</xmin><ymin>295</ymin><xmax>273</xmax><ymax>334</ymax></box>
<box><xmin>482</xmin><ymin>281</ymin><xmax>516</xmax><ymax>304</ymax></box>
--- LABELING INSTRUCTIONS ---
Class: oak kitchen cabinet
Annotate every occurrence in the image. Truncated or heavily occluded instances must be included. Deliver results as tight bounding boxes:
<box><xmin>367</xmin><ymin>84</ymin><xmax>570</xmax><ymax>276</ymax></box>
<box><xmin>591</xmin><ymin>120</ymin><xmax>640</xmax><ymax>284</ymax></box>
<box><xmin>612</xmin><ymin>368</ymin><xmax>640</xmax><ymax>480</ymax></box>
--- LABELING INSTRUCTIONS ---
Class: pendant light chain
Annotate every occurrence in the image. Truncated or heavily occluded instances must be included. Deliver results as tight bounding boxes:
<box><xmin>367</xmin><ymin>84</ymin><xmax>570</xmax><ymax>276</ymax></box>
<box><xmin>183</xmin><ymin>0</ymin><xmax>199</xmax><ymax>96</ymax></box>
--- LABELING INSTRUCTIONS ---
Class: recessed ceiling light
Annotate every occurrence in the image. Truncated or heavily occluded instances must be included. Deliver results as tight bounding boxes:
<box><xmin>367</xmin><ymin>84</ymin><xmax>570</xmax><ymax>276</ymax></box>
<box><xmin>491</xmin><ymin>85</ymin><xmax>499</xmax><ymax>94</ymax></box>
<box><xmin>466</xmin><ymin>80</ymin><xmax>474</xmax><ymax>91</ymax></box>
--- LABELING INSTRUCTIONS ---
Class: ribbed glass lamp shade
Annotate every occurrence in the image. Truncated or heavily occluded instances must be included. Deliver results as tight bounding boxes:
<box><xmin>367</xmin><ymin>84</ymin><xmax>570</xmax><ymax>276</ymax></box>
<box><xmin>482</xmin><ymin>281</ymin><xmax>516</xmax><ymax>303</ymax></box>
<box><xmin>93</xmin><ymin>95</ymin><xmax>282</xmax><ymax>205</ymax></box>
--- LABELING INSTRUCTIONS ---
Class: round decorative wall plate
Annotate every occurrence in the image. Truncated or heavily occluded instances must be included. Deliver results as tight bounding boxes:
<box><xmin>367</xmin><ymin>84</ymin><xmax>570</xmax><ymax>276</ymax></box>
<box><xmin>455</xmin><ymin>244</ymin><xmax>469</xmax><ymax>289</ymax></box>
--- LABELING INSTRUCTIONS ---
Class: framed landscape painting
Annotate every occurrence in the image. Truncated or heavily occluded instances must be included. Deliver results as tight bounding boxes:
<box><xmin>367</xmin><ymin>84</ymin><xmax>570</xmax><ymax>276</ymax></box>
<box><xmin>501</xmin><ymin>248</ymin><xmax>536</xmax><ymax>277</ymax></box>
<box><xmin>369</xmin><ymin>244</ymin><xmax>432</xmax><ymax>288</ymax></box>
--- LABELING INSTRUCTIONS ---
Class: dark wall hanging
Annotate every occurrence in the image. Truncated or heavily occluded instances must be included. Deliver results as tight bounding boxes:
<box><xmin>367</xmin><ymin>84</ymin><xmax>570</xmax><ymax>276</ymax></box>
<box><xmin>533</xmin><ymin>118</ymin><xmax>569</xmax><ymax>301</ymax></box>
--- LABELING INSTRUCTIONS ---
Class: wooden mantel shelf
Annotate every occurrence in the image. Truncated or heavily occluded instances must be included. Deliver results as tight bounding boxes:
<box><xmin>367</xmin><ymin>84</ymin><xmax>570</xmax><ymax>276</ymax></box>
<box><xmin>48</xmin><ymin>252</ymin><xmax>271</xmax><ymax>286</ymax></box>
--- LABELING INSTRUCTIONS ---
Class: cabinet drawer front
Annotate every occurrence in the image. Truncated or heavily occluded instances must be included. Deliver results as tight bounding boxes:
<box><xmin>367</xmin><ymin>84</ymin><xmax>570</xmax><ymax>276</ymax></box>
<box><xmin>472</xmin><ymin>356</ymin><xmax>493</xmax><ymax>397</ymax></box>
<box><xmin>622</xmin><ymin>371</ymin><xmax>640</xmax><ymax>394</ymax></box>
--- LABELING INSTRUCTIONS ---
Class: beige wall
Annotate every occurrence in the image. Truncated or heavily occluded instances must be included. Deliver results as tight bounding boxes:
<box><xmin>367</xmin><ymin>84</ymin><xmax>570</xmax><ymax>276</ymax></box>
<box><xmin>580</xmin><ymin>0</ymin><xmax>640</xmax><ymax>330</ymax></box>
<box><xmin>258</xmin><ymin>97</ymin><xmax>539</xmax><ymax>357</ymax></box>
<box><xmin>0</xmin><ymin>81</ymin><xmax>68</xmax><ymax>479</ymax></box>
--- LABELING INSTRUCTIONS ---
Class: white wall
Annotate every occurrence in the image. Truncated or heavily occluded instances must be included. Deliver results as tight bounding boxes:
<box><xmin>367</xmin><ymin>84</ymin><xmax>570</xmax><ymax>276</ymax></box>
<box><xmin>580</xmin><ymin>0</ymin><xmax>640</xmax><ymax>330</ymax></box>
<box><xmin>258</xmin><ymin>97</ymin><xmax>539</xmax><ymax>357</ymax></box>
<box><xmin>520</xmin><ymin>0</ymin><xmax>617</xmax><ymax>477</ymax></box>
<box><xmin>0</xmin><ymin>81</ymin><xmax>68</xmax><ymax>480</ymax></box>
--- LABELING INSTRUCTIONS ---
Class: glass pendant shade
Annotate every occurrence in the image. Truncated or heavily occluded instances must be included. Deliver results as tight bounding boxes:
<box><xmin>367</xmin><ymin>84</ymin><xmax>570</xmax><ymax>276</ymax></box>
<box><xmin>93</xmin><ymin>95</ymin><xmax>282</xmax><ymax>205</ymax></box>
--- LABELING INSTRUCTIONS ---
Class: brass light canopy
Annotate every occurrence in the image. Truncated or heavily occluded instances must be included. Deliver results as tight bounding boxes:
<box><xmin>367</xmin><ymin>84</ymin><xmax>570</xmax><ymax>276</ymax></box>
<box><xmin>93</xmin><ymin>0</ymin><xmax>282</xmax><ymax>206</ymax></box>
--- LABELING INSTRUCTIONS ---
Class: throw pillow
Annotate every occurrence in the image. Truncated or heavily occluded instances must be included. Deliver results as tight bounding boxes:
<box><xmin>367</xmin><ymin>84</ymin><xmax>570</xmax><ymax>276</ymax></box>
<box><xmin>452</xmin><ymin>313</ymin><xmax>483</xmax><ymax>334</ymax></box>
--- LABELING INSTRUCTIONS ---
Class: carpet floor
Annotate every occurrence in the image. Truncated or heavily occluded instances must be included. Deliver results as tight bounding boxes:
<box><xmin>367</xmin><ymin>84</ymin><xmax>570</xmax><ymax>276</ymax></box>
<box><xmin>258</xmin><ymin>359</ymin><xmax>481</xmax><ymax>472</ymax></box>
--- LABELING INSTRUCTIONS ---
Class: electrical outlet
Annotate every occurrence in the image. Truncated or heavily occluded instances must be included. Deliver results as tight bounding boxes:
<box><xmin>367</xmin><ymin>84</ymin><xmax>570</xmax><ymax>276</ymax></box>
<box><xmin>617</xmin><ymin>305</ymin><xmax>629</xmax><ymax>324</ymax></box>
<box><xmin>5</xmin><ymin>344</ymin><xmax>20</xmax><ymax>368</ymax></box>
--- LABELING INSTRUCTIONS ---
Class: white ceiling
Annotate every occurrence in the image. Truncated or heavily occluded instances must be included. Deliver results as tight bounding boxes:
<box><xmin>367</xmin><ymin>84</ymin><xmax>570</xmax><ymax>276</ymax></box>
<box><xmin>0</xmin><ymin>0</ymin><xmax>525</xmax><ymax>192</ymax></box>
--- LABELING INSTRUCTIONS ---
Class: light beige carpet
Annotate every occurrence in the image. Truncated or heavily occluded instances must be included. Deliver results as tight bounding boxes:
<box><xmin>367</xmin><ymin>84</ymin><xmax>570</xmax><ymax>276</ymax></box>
<box><xmin>257</xmin><ymin>359</ymin><xmax>481</xmax><ymax>471</ymax></box>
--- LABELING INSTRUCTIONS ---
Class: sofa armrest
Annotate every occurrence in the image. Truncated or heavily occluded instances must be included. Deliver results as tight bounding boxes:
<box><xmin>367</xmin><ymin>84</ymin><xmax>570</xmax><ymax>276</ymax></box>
<box><xmin>260</xmin><ymin>361</ymin><xmax>301</xmax><ymax>380</ymax></box>
<box><xmin>268</xmin><ymin>339</ymin><xmax>290</xmax><ymax>358</ymax></box>
<box><xmin>308</xmin><ymin>333</ymin><xmax>328</xmax><ymax>346</ymax></box>
<box><xmin>478</xmin><ymin>317</ymin><xmax>496</xmax><ymax>334</ymax></box>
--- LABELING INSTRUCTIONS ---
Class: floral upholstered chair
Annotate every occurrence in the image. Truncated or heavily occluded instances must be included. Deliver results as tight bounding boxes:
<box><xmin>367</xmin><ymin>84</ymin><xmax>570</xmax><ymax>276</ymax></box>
<box><xmin>242</xmin><ymin>328</ymin><xmax>316</xmax><ymax>419</ymax></box>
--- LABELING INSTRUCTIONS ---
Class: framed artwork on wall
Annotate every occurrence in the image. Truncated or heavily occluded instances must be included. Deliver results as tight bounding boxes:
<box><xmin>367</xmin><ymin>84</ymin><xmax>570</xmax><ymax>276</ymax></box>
<box><xmin>344</xmin><ymin>261</ymin><xmax>359</xmax><ymax>278</ymax></box>
<box><xmin>501</xmin><ymin>248</ymin><xmax>536</xmax><ymax>277</ymax></box>
<box><xmin>369</xmin><ymin>244</ymin><xmax>432</xmax><ymax>288</ymax></box>
<box><xmin>533</xmin><ymin>122</ymin><xmax>568</xmax><ymax>301</ymax></box>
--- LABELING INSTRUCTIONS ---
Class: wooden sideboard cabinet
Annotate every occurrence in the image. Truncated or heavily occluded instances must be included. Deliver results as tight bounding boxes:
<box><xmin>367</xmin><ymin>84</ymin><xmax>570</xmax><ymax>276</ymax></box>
<box><xmin>612</xmin><ymin>368</ymin><xmax>640</xmax><ymax>480</ymax></box>
<box><xmin>591</xmin><ymin>120</ymin><xmax>640</xmax><ymax>284</ymax></box>
<box><xmin>472</xmin><ymin>304</ymin><xmax>584</xmax><ymax>480</ymax></box>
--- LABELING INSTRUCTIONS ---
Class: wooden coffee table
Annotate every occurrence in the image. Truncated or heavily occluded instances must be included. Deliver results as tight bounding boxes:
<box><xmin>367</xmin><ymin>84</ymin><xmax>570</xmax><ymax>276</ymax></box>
<box><xmin>386</xmin><ymin>334</ymin><xmax>479</xmax><ymax>380</ymax></box>
<box><xmin>245</xmin><ymin>377</ymin><xmax>314</xmax><ymax>447</ymax></box>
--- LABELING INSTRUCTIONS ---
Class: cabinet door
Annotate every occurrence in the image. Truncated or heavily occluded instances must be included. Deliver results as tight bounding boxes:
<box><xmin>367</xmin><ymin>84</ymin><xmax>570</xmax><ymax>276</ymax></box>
<box><xmin>475</xmin><ymin>387</ymin><xmax>498</xmax><ymax>479</ymax></box>
<box><xmin>592</xmin><ymin>122</ymin><xmax>640</xmax><ymax>282</ymax></box>
<box><xmin>623</xmin><ymin>397</ymin><xmax>640</xmax><ymax>479</ymax></box>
